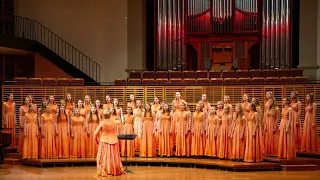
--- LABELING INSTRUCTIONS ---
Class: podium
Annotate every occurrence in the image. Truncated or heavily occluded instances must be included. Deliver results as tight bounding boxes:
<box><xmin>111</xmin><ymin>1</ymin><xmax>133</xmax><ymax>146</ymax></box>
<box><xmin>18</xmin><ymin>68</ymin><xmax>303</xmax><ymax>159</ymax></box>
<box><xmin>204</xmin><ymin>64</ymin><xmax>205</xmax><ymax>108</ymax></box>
<box><xmin>117</xmin><ymin>134</ymin><xmax>137</xmax><ymax>173</ymax></box>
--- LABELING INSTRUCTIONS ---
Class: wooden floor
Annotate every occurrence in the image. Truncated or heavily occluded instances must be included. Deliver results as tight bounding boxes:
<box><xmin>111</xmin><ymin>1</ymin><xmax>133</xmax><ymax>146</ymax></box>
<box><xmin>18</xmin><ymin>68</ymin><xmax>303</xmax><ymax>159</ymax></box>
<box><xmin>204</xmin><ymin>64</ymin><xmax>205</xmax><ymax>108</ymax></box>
<box><xmin>1</xmin><ymin>165</ymin><xmax>320</xmax><ymax>180</ymax></box>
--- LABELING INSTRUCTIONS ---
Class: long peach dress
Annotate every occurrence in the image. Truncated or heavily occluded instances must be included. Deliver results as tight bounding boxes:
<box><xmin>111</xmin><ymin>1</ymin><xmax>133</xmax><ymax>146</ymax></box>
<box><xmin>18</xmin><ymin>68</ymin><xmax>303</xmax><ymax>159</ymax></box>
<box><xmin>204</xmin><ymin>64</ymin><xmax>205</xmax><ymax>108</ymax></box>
<box><xmin>23</xmin><ymin>112</ymin><xmax>38</xmax><ymax>159</ymax></box>
<box><xmin>18</xmin><ymin>106</ymin><xmax>28</xmax><ymax>153</ymax></box>
<box><xmin>175</xmin><ymin>111</ymin><xmax>190</xmax><ymax>156</ymax></box>
<box><xmin>263</xmin><ymin>107</ymin><xmax>280</xmax><ymax>156</ymax></box>
<box><xmin>140</xmin><ymin>112</ymin><xmax>156</xmax><ymax>157</ymax></box>
<box><xmin>37</xmin><ymin>108</ymin><xmax>45</xmax><ymax>157</ymax></box>
<box><xmin>95</xmin><ymin>119</ymin><xmax>126</xmax><ymax>177</ymax></box>
<box><xmin>66</xmin><ymin>101</ymin><xmax>74</xmax><ymax>117</ymax></box>
<box><xmin>3</xmin><ymin>102</ymin><xmax>16</xmax><ymax>147</ymax></box>
<box><xmin>301</xmin><ymin>104</ymin><xmax>320</xmax><ymax>152</ymax></box>
<box><xmin>291</xmin><ymin>101</ymin><xmax>302</xmax><ymax>151</ymax></box>
<box><xmin>41</xmin><ymin>113</ymin><xmax>57</xmax><ymax>159</ymax></box>
<box><xmin>278</xmin><ymin>108</ymin><xmax>296</xmax><ymax>159</ymax></box>
<box><xmin>202</xmin><ymin>109</ymin><xmax>208</xmax><ymax>150</ymax></box>
<box><xmin>57</xmin><ymin>113</ymin><xmax>69</xmax><ymax>158</ymax></box>
<box><xmin>133</xmin><ymin>108</ymin><xmax>143</xmax><ymax>150</ymax></box>
<box><xmin>191</xmin><ymin>111</ymin><xmax>204</xmax><ymax>156</ymax></box>
<box><xmin>231</xmin><ymin>115</ymin><xmax>245</xmax><ymax>160</ymax></box>
<box><xmin>49</xmin><ymin>103</ymin><xmax>58</xmax><ymax>115</ymax></box>
<box><xmin>205</xmin><ymin>115</ymin><xmax>219</xmax><ymax>157</ymax></box>
<box><xmin>172</xmin><ymin>99</ymin><xmax>182</xmax><ymax>145</ymax></box>
<box><xmin>87</xmin><ymin>114</ymin><xmax>99</xmax><ymax>158</ymax></box>
<box><xmin>244</xmin><ymin>112</ymin><xmax>263</xmax><ymax>162</ymax></box>
<box><xmin>158</xmin><ymin>112</ymin><xmax>173</xmax><ymax>156</ymax></box>
<box><xmin>84</xmin><ymin>104</ymin><xmax>91</xmax><ymax>156</ymax></box>
<box><xmin>121</xmin><ymin>114</ymin><xmax>135</xmax><ymax>157</ymax></box>
<box><xmin>152</xmin><ymin>104</ymin><xmax>161</xmax><ymax>149</ymax></box>
<box><xmin>71</xmin><ymin>116</ymin><xmax>85</xmax><ymax>158</ymax></box>
<box><xmin>103</xmin><ymin>103</ymin><xmax>113</xmax><ymax>110</ymax></box>
<box><xmin>218</xmin><ymin>115</ymin><xmax>232</xmax><ymax>159</ymax></box>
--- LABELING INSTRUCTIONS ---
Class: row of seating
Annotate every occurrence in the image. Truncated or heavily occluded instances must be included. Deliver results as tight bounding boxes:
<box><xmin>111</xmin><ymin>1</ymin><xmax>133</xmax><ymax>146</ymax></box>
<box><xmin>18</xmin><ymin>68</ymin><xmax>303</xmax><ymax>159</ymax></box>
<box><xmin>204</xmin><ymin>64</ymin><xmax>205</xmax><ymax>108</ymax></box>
<box><xmin>13</xmin><ymin>77</ymin><xmax>84</xmax><ymax>85</ymax></box>
<box><xmin>128</xmin><ymin>69</ymin><xmax>303</xmax><ymax>79</ymax></box>
<box><xmin>115</xmin><ymin>76</ymin><xmax>308</xmax><ymax>86</ymax></box>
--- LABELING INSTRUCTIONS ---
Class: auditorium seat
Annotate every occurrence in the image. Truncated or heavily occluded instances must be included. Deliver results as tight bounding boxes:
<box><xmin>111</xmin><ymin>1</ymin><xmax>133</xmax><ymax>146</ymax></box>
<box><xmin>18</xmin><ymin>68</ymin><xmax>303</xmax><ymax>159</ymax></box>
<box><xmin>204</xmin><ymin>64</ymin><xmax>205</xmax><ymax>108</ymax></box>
<box><xmin>155</xmin><ymin>78</ymin><xmax>168</xmax><ymax>85</ymax></box>
<box><xmin>262</xmin><ymin>69</ymin><xmax>276</xmax><ymax>77</ymax></box>
<box><xmin>280</xmin><ymin>77</ymin><xmax>294</xmax><ymax>84</ymax></box>
<box><xmin>236</xmin><ymin>70</ymin><xmax>248</xmax><ymax>78</ymax></box>
<box><xmin>249</xmin><ymin>69</ymin><xmax>262</xmax><ymax>78</ymax></box>
<box><xmin>196</xmin><ymin>78</ymin><xmax>209</xmax><ymax>85</ymax></box>
<box><xmin>196</xmin><ymin>70</ymin><xmax>208</xmax><ymax>79</ymax></box>
<box><xmin>183</xmin><ymin>78</ymin><xmax>196</xmax><ymax>85</ymax></box>
<box><xmin>209</xmin><ymin>70</ymin><xmax>221</xmax><ymax>79</ymax></box>
<box><xmin>142</xmin><ymin>71</ymin><xmax>155</xmax><ymax>79</ymax></box>
<box><xmin>276</xmin><ymin>69</ymin><xmax>290</xmax><ymax>77</ymax></box>
<box><xmin>28</xmin><ymin>78</ymin><xmax>42</xmax><ymax>85</ymax></box>
<box><xmin>210</xmin><ymin>78</ymin><xmax>224</xmax><ymax>85</ymax></box>
<box><xmin>224</xmin><ymin>78</ymin><xmax>237</xmax><ymax>84</ymax></box>
<box><xmin>42</xmin><ymin>78</ymin><xmax>57</xmax><ymax>85</ymax></box>
<box><xmin>70</xmin><ymin>78</ymin><xmax>84</xmax><ymax>85</ymax></box>
<box><xmin>127</xmin><ymin>78</ymin><xmax>141</xmax><ymax>85</ymax></box>
<box><xmin>169</xmin><ymin>71</ymin><xmax>182</xmax><ymax>79</ymax></box>
<box><xmin>129</xmin><ymin>71</ymin><xmax>141</xmax><ymax>79</ymax></box>
<box><xmin>222</xmin><ymin>70</ymin><xmax>235</xmax><ymax>78</ymax></box>
<box><xmin>142</xmin><ymin>78</ymin><xmax>155</xmax><ymax>85</ymax></box>
<box><xmin>156</xmin><ymin>71</ymin><xmax>168</xmax><ymax>79</ymax></box>
<box><xmin>14</xmin><ymin>77</ymin><xmax>28</xmax><ymax>85</ymax></box>
<box><xmin>294</xmin><ymin>76</ymin><xmax>308</xmax><ymax>84</ymax></box>
<box><xmin>182</xmin><ymin>71</ymin><xmax>195</xmax><ymax>79</ymax></box>
<box><xmin>238</xmin><ymin>77</ymin><xmax>251</xmax><ymax>85</ymax></box>
<box><xmin>290</xmin><ymin>68</ymin><xmax>303</xmax><ymax>77</ymax></box>
<box><xmin>168</xmin><ymin>78</ymin><xmax>182</xmax><ymax>85</ymax></box>
<box><xmin>114</xmin><ymin>79</ymin><xmax>127</xmax><ymax>86</ymax></box>
<box><xmin>57</xmin><ymin>78</ymin><xmax>70</xmax><ymax>85</ymax></box>
<box><xmin>265</xmin><ymin>77</ymin><xmax>280</xmax><ymax>84</ymax></box>
<box><xmin>251</xmin><ymin>77</ymin><xmax>265</xmax><ymax>84</ymax></box>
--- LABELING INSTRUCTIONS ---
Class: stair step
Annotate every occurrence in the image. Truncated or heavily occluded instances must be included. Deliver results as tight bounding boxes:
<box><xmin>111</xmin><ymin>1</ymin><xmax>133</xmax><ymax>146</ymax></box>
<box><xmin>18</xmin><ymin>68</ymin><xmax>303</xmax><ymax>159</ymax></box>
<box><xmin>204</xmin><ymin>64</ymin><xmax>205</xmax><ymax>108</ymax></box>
<box><xmin>5</xmin><ymin>147</ymin><xmax>18</xmax><ymax>153</ymax></box>
<box><xmin>6</xmin><ymin>153</ymin><xmax>22</xmax><ymax>159</ymax></box>
<box><xmin>4</xmin><ymin>158</ymin><xmax>21</xmax><ymax>165</ymax></box>
<box><xmin>281</xmin><ymin>164</ymin><xmax>318</xmax><ymax>171</ymax></box>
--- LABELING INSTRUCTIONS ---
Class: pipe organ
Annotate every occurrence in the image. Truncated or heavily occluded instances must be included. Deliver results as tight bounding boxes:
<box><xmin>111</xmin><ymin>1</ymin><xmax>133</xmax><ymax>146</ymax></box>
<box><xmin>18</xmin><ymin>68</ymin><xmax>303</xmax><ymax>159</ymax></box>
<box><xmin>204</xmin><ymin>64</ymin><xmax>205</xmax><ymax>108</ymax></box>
<box><xmin>155</xmin><ymin>0</ymin><xmax>293</xmax><ymax>71</ymax></box>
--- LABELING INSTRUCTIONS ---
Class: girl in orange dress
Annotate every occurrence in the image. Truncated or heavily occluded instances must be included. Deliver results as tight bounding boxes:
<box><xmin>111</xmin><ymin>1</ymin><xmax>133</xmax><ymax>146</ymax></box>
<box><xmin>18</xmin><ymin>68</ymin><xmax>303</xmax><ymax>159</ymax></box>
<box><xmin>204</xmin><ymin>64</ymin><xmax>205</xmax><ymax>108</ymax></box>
<box><xmin>198</xmin><ymin>100</ymin><xmax>208</xmax><ymax>149</ymax></box>
<box><xmin>175</xmin><ymin>102</ymin><xmax>191</xmax><ymax>157</ymax></box>
<box><xmin>40</xmin><ymin>105</ymin><xmax>57</xmax><ymax>159</ymax></box>
<box><xmin>231</xmin><ymin>104</ymin><xmax>245</xmax><ymax>161</ymax></box>
<box><xmin>22</xmin><ymin>104</ymin><xmax>38</xmax><ymax>159</ymax></box>
<box><xmin>113</xmin><ymin>98</ymin><xmax>124</xmax><ymax>133</ymax></box>
<box><xmin>84</xmin><ymin>95</ymin><xmax>92</xmax><ymax>117</ymax></box>
<box><xmin>218</xmin><ymin>106</ymin><xmax>232</xmax><ymax>159</ymax></box>
<box><xmin>95</xmin><ymin>100</ymin><xmax>104</xmax><ymax>119</ymax></box>
<box><xmin>2</xmin><ymin>93</ymin><xmax>16</xmax><ymax>147</ymax></box>
<box><xmin>56</xmin><ymin>105</ymin><xmax>70</xmax><ymax>158</ymax></box>
<box><xmin>65</xmin><ymin>93</ymin><xmax>75</xmax><ymax>118</ymax></box>
<box><xmin>252</xmin><ymin>98</ymin><xmax>263</xmax><ymax>127</ymax></box>
<box><xmin>77</xmin><ymin>100</ymin><xmax>86</xmax><ymax>118</ymax></box>
<box><xmin>158</xmin><ymin>103</ymin><xmax>173</xmax><ymax>156</ymax></box>
<box><xmin>133</xmin><ymin>100</ymin><xmax>143</xmax><ymax>150</ymax></box>
<box><xmin>244</xmin><ymin>103</ymin><xmax>263</xmax><ymax>162</ymax></box>
<box><xmin>48</xmin><ymin>95</ymin><xmax>58</xmax><ymax>116</ymax></box>
<box><xmin>172</xmin><ymin>92</ymin><xmax>186</xmax><ymax>146</ymax></box>
<box><xmin>205</xmin><ymin>106</ymin><xmax>219</xmax><ymax>157</ymax></box>
<box><xmin>103</xmin><ymin>95</ymin><xmax>113</xmax><ymax>110</ymax></box>
<box><xmin>94</xmin><ymin>110</ymin><xmax>126</xmax><ymax>177</ymax></box>
<box><xmin>201</xmin><ymin>94</ymin><xmax>211</xmax><ymax>112</ymax></box>
<box><xmin>86</xmin><ymin>106</ymin><xmax>100</xmax><ymax>158</ymax></box>
<box><xmin>191</xmin><ymin>103</ymin><xmax>205</xmax><ymax>156</ymax></box>
<box><xmin>140</xmin><ymin>103</ymin><xmax>156</xmax><ymax>157</ymax></box>
<box><xmin>70</xmin><ymin>108</ymin><xmax>86</xmax><ymax>158</ymax></box>
<box><xmin>37</xmin><ymin>98</ymin><xmax>48</xmax><ymax>156</ymax></box>
<box><xmin>152</xmin><ymin>97</ymin><xmax>161</xmax><ymax>150</ymax></box>
<box><xmin>242</xmin><ymin>94</ymin><xmax>250</xmax><ymax>119</ymax></box>
<box><xmin>127</xmin><ymin>94</ymin><xmax>136</xmax><ymax>110</ymax></box>
<box><xmin>290</xmin><ymin>91</ymin><xmax>302</xmax><ymax>151</ymax></box>
<box><xmin>301</xmin><ymin>93</ymin><xmax>320</xmax><ymax>152</ymax></box>
<box><xmin>263</xmin><ymin>91</ymin><xmax>273</xmax><ymax>133</ymax></box>
<box><xmin>18</xmin><ymin>97</ymin><xmax>30</xmax><ymax>153</ymax></box>
<box><xmin>263</xmin><ymin>97</ymin><xmax>280</xmax><ymax>156</ymax></box>
<box><xmin>224</xmin><ymin>95</ymin><xmax>233</xmax><ymax>116</ymax></box>
<box><xmin>121</xmin><ymin>107</ymin><xmax>135</xmax><ymax>157</ymax></box>
<box><xmin>27</xmin><ymin>95</ymin><xmax>37</xmax><ymax>111</ymax></box>
<box><xmin>278</xmin><ymin>98</ymin><xmax>296</xmax><ymax>159</ymax></box>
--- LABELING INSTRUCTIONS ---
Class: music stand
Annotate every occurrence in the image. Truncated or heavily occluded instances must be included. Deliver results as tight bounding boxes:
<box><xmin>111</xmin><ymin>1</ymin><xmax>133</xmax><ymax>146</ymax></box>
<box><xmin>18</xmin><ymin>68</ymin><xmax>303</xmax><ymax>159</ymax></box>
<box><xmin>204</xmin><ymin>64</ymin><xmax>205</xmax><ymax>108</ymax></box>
<box><xmin>117</xmin><ymin>134</ymin><xmax>137</xmax><ymax>174</ymax></box>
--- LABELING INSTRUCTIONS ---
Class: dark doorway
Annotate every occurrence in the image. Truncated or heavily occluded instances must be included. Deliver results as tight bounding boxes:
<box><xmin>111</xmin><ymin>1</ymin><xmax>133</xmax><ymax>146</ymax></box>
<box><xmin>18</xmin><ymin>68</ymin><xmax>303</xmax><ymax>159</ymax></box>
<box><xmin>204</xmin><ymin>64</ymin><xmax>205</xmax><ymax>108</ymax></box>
<box><xmin>248</xmin><ymin>42</ymin><xmax>260</xmax><ymax>69</ymax></box>
<box><xmin>187</xmin><ymin>45</ymin><xmax>198</xmax><ymax>71</ymax></box>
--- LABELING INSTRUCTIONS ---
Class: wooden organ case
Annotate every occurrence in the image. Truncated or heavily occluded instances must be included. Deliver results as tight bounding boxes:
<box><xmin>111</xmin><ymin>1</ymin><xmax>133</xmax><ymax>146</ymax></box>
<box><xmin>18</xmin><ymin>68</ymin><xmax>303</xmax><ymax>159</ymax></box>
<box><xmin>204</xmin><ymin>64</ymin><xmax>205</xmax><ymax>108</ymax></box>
<box><xmin>155</xmin><ymin>0</ymin><xmax>293</xmax><ymax>71</ymax></box>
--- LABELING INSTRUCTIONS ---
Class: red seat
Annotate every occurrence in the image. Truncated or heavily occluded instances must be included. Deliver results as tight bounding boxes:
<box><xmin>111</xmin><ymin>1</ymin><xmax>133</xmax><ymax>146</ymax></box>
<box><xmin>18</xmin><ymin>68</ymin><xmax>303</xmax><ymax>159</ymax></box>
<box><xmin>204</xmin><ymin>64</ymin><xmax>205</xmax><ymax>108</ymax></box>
<box><xmin>262</xmin><ymin>69</ymin><xmax>276</xmax><ymax>77</ymax></box>
<box><xmin>196</xmin><ymin>70</ymin><xmax>208</xmax><ymax>79</ymax></box>
<box><xmin>290</xmin><ymin>69</ymin><xmax>303</xmax><ymax>77</ymax></box>
<box><xmin>266</xmin><ymin>77</ymin><xmax>280</xmax><ymax>84</ymax></box>
<box><xmin>249</xmin><ymin>69</ymin><xmax>262</xmax><ymax>78</ymax></box>
<box><xmin>142</xmin><ymin>78</ymin><xmax>155</xmax><ymax>85</ymax></box>
<box><xmin>222</xmin><ymin>70</ymin><xmax>235</xmax><ymax>78</ymax></box>
<box><xmin>155</xmin><ymin>78</ymin><xmax>168</xmax><ymax>85</ymax></box>
<box><xmin>238</xmin><ymin>78</ymin><xmax>251</xmax><ymax>85</ymax></box>
<box><xmin>28</xmin><ymin>78</ymin><xmax>42</xmax><ymax>85</ymax></box>
<box><xmin>196</xmin><ymin>78</ymin><xmax>209</xmax><ymax>85</ymax></box>
<box><xmin>210</xmin><ymin>78</ymin><xmax>224</xmax><ymax>85</ymax></box>
<box><xmin>168</xmin><ymin>78</ymin><xmax>182</xmax><ymax>85</ymax></box>
<box><xmin>294</xmin><ymin>76</ymin><xmax>308</xmax><ymax>84</ymax></box>
<box><xmin>127</xmin><ymin>78</ymin><xmax>141</xmax><ymax>85</ymax></box>
<box><xmin>236</xmin><ymin>70</ymin><xmax>249</xmax><ymax>78</ymax></box>
<box><xmin>209</xmin><ymin>70</ymin><xmax>221</xmax><ymax>79</ymax></box>
<box><xmin>142</xmin><ymin>71</ymin><xmax>155</xmax><ymax>79</ymax></box>
<box><xmin>276</xmin><ymin>69</ymin><xmax>290</xmax><ymax>77</ymax></box>
<box><xmin>182</xmin><ymin>71</ymin><xmax>195</xmax><ymax>79</ymax></box>
<box><xmin>251</xmin><ymin>77</ymin><xmax>265</xmax><ymax>84</ymax></box>
<box><xmin>156</xmin><ymin>71</ymin><xmax>168</xmax><ymax>79</ymax></box>
<box><xmin>183</xmin><ymin>78</ymin><xmax>196</xmax><ymax>85</ymax></box>
<box><xmin>114</xmin><ymin>79</ymin><xmax>127</xmax><ymax>86</ymax></box>
<box><xmin>14</xmin><ymin>77</ymin><xmax>28</xmax><ymax>85</ymax></box>
<box><xmin>42</xmin><ymin>78</ymin><xmax>57</xmax><ymax>85</ymax></box>
<box><xmin>224</xmin><ymin>78</ymin><xmax>237</xmax><ymax>84</ymax></box>
<box><xmin>279</xmin><ymin>77</ymin><xmax>294</xmax><ymax>84</ymax></box>
<box><xmin>70</xmin><ymin>78</ymin><xmax>84</xmax><ymax>85</ymax></box>
<box><xmin>169</xmin><ymin>71</ymin><xmax>182</xmax><ymax>79</ymax></box>
<box><xmin>129</xmin><ymin>71</ymin><xmax>141</xmax><ymax>79</ymax></box>
<box><xmin>57</xmin><ymin>78</ymin><xmax>70</xmax><ymax>85</ymax></box>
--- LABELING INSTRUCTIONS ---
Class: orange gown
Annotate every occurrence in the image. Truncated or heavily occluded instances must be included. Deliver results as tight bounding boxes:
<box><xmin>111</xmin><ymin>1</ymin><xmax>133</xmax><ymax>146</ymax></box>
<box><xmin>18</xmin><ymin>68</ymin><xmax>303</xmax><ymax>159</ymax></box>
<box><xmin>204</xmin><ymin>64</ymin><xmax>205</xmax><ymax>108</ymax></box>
<box><xmin>158</xmin><ymin>112</ymin><xmax>173</xmax><ymax>156</ymax></box>
<box><xmin>278</xmin><ymin>108</ymin><xmax>296</xmax><ymax>159</ymax></box>
<box><xmin>87</xmin><ymin>114</ymin><xmax>99</xmax><ymax>158</ymax></box>
<box><xmin>191</xmin><ymin>112</ymin><xmax>204</xmax><ymax>156</ymax></box>
<box><xmin>71</xmin><ymin>116</ymin><xmax>85</xmax><ymax>158</ymax></box>
<box><xmin>291</xmin><ymin>101</ymin><xmax>302</xmax><ymax>151</ymax></box>
<box><xmin>152</xmin><ymin>104</ymin><xmax>161</xmax><ymax>149</ymax></box>
<box><xmin>263</xmin><ymin>107</ymin><xmax>280</xmax><ymax>156</ymax></box>
<box><xmin>244</xmin><ymin>112</ymin><xmax>263</xmax><ymax>162</ymax></box>
<box><xmin>121</xmin><ymin>114</ymin><xmax>135</xmax><ymax>157</ymax></box>
<box><xmin>172</xmin><ymin>99</ymin><xmax>182</xmax><ymax>145</ymax></box>
<box><xmin>218</xmin><ymin>115</ymin><xmax>232</xmax><ymax>159</ymax></box>
<box><xmin>301</xmin><ymin>104</ymin><xmax>320</xmax><ymax>152</ymax></box>
<box><xmin>95</xmin><ymin>119</ymin><xmax>126</xmax><ymax>177</ymax></box>
<box><xmin>3</xmin><ymin>102</ymin><xmax>16</xmax><ymax>147</ymax></box>
<box><xmin>133</xmin><ymin>108</ymin><xmax>143</xmax><ymax>150</ymax></box>
<box><xmin>57</xmin><ymin>113</ymin><xmax>69</xmax><ymax>158</ymax></box>
<box><xmin>41</xmin><ymin>113</ymin><xmax>57</xmax><ymax>159</ymax></box>
<box><xmin>23</xmin><ymin>112</ymin><xmax>38</xmax><ymax>159</ymax></box>
<box><xmin>175</xmin><ymin>111</ymin><xmax>190</xmax><ymax>156</ymax></box>
<box><xmin>205</xmin><ymin>115</ymin><xmax>219</xmax><ymax>157</ymax></box>
<box><xmin>49</xmin><ymin>103</ymin><xmax>58</xmax><ymax>115</ymax></box>
<box><xmin>140</xmin><ymin>113</ymin><xmax>156</xmax><ymax>157</ymax></box>
<box><xmin>231</xmin><ymin>115</ymin><xmax>245</xmax><ymax>159</ymax></box>
<box><xmin>103</xmin><ymin>103</ymin><xmax>113</xmax><ymax>110</ymax></box>
<box><xmin>127</xmin><ymin>102</ymin><xmax>135</xmax><ymax>110</ymax></box>
<box><xmin>18</xmin><ymin>106</ymin><xmax>28</xmax><ymax>153</ymax></box>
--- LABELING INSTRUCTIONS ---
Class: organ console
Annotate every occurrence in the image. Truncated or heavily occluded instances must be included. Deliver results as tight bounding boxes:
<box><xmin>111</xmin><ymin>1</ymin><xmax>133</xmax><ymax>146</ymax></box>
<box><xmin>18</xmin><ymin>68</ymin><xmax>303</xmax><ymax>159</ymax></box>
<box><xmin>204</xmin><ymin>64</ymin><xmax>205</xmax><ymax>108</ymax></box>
<box><xmin>0</xmin><ymin>129</ymin><xmax>12</xmax><ymax>167</ymax></box>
